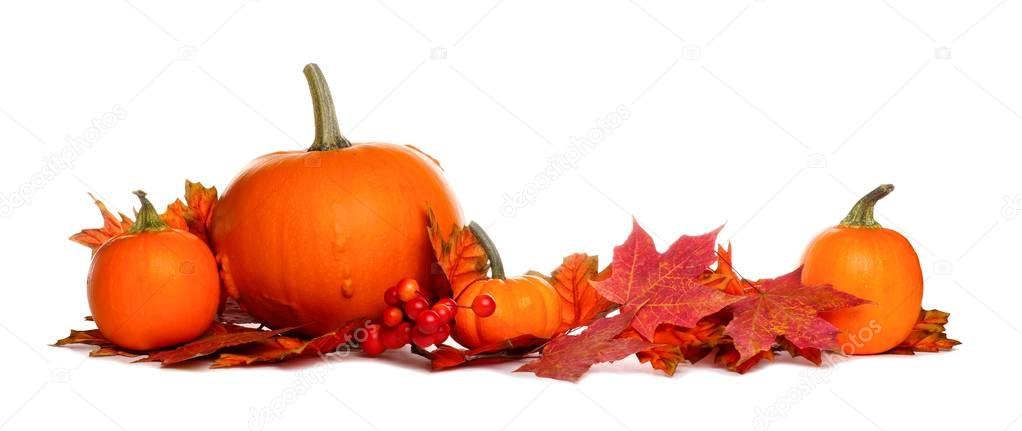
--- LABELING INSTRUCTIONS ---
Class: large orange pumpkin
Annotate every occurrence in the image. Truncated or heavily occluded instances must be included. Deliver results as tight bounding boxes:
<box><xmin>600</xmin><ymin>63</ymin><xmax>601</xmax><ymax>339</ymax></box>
<box><xmin>453</xmin><ymin>223</ymin><xmax>563</xmax><ymax>348</ymax></box>
<box><xmin>801</xmin><ymin>184</ymin><xmax>923</xmax><ymax>355</ymax></box>
<box><xmin>88</xmin><ymin>191</ymin><xmax>220</xmax><ymax>351</ymax></box>
<box><xmin>210</xmin><ymin>64</ymin><xmax>463</xmax><ymax>336</ymax></box>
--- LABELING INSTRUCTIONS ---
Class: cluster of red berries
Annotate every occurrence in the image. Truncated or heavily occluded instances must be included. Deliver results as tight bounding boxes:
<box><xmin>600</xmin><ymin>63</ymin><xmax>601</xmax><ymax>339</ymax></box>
<box><xmin>361</xmin><ymin>278</ymin><xmax>497</xmax><ymax>356</ymax></box>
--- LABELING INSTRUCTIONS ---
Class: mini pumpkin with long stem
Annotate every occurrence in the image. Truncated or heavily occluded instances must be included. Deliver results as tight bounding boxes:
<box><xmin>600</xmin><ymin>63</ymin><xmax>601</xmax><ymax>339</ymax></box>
<box><xmin>801</xmin><ymin>184</ymin><xmax>923</xmax><ymax>354</ymax></box>
<box><xmin>452</xmin><ymin>223</ymin><xmax>564</xmax><ymax>348</ymax></box>
<box><xmin>88</xmin><ymin>191</ymin><xmax>220</xmax><ymax>351</ymax></box>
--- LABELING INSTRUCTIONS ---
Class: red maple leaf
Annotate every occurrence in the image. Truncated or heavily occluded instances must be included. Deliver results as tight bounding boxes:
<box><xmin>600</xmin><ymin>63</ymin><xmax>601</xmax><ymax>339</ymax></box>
<box><xmin>715</xmin><ymin>343</ymin><xmax>773</xmax><ymax>374</ymax></box>
<box><xmin>138</xmin><ymin>326</ymin><xmax>295</xmax><ymax>366</ymax></box>
<box><xmin>54</xmin><ymin>320</ymin><xmax>364</xmax><ymax>368</ymax></box>
<box><xmin>211</xmin><ymin>320</ymin><xmax>363</xmax><ymax>368</ymax></box>
<box><xmin>422</xmin><ymin>335</ymin><xmax>548</xmax><ymax>371</ymax></box>
<box><xmin>593</xmin><ymin>220</ymin><xmax>740</xmax><ymax>340</ymax></box>
<box><xmin>53</xmin><ymin>328</ymin><xmax>141</xmax><ymax>358</ymax></box>
<box><xmin>515</xmin><ymin>306</ymin><xmax>653</xmax><ymax>382</ymax></box>
<box><xmin>724</xmin><ymin>267</ymin><xmax>869</xmax><ymax>363</ymax></box>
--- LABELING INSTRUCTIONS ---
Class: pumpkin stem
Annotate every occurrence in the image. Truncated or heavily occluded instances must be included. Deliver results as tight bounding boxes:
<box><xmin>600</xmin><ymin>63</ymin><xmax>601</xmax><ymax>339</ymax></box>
<box><xmin>128</xmin><ymin>190</ymin><xmax>168</xmax><ymax>233</ymax></box>
<box><xmin>840</xmin><ymin>184</ymin><xmax>894</xmax><ymax>228</ymax></box>
<box><xmin>304</xmin><ymin>63</ymin><xmax>352</xmax><ymax>151</ymax></box>
<box><xmin>469</xmin><ymin>222</ymin><xmax>506</xmax><ymax>280</ymax></box>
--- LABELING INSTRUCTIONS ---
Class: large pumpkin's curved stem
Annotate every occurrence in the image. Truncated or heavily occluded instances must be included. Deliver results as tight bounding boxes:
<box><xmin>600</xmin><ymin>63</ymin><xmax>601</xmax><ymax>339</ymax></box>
<box><xmin>304</xmin><ymin>63</ymin><xmax>352</xmax><ymax>151</ymax></box>
<box><xmin>128</xmin><ymin>190</ymin><xmax>168</xmax><ymax>233</ymax></box>
<box><xmin>840</xmin><ymin>184</ymin><xmax>894</xmax><ymax>229</ymax></box>
<box><xmin>469</xmin><ymin>222</ymin><xmax>506</xmax><ymax>280</ymax></box>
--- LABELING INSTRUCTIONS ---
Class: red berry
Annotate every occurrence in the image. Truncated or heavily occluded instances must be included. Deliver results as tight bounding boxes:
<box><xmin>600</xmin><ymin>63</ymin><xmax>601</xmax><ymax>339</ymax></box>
<box><xmin>379</xmin><ymin>326</ymin><xmax>405</xmax><ymax>349</ymax></box>
<box><xmin>361</xmin><ymin>325</ymin><xmax>385</xmax><ymax>356</ymax></box>
<box><xmin>411</xmin><ymin>329</ymin><xmax>434</xmax><ymax>348</ymax></box>
<box><xmin>472</xmin><ymin>294</ymin><xmax>496</xmax><ymax>317</ymax></box>
<box><xmin>432</xmin><ymin>303</ymin><xmax>453</xmax><ymax>322</ymax></box>
<box><xmin>433</xmin><ymin>323</ymin><xmax>451</xmax><ymax>344</ymax></box>
<box><xmin>382</xmin><ymin>306</ymin><xmax>404</xmax><ymax>327</ymax></box>
<box><xmin>436</xmin><ymin>298</ymin><xmax>457</xmax><ymax>319</ymax></box>
<box><xmin>394</xmin><ymin>322</ymin><xmax>413</xmax><ymax>346</ymax></box>
<box><xmin>436</xmin><ymin>297</ymin><xmax>456</xmax><ymax>311</ymax></box>
<box><xmin>404</xmin><ymin>296</ymin><xmax>429</xmax><ymax>320</ymax></box>
<box><xmin>396</xmin><ymin>278</ymin><xmax>420</xmax><ymax>302</ymax></box>
<box><xmin>416</xmin><ymin>310</ymin><xmax>441</xmax><ymax>334</ymax></box>
<box><xmin>384</xmin><ymin>287</ymin><xmax>401</xmax><ymax>306</ymax></box>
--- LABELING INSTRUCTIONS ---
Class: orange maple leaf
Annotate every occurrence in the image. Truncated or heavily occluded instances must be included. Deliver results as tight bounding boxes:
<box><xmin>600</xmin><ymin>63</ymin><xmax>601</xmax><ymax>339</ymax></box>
<box><xmin>623</xmin><ymin>313</ymin><xmax>729</xmax><ymax>376</ymax></box>
<box><xmin>427</xmin><ymin>209</ymin><xmax>489</xmax><ymax>297</ymax></box>
<box><xmin>888</xmin><ymin>309</ymin><xmax>960</xmax><ymax>354</ymax></box>
<box><xmin>700</xmin><ymin>244</ymin><xmax>749</xmax><ymax>295</ymax></box>
<box><xmin>71</xmin><ymin>180</ymin><xmax>217</xmax><ymax>252</ymax></box>
<box><xmin>69</xmin><ymin>194</ymin><xmax>133</xmax><ymax>253</ymax></box>
<box><xmin>161</xmin><ymin>180</ymin><xmax>218</xmax><ymax>244</ymax></box>
<box><xmin>549</xmin><ymin>253</ymin><xmax>614</xmax><ymax>331</ymax></box>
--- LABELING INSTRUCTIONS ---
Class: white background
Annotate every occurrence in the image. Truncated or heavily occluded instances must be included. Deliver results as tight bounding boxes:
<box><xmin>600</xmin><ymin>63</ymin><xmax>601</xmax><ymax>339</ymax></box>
<box><xmin>1</xmin><ymin>1</ymin><xmax>1019</xmax><ymax>430</ymax></box>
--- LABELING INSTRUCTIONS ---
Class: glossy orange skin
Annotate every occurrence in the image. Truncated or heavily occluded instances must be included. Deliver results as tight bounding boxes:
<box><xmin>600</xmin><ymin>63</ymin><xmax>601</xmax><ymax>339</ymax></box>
<box><xmin>802</xmin><ymin>226</ymin><xmax>923</xmax><ymax>354</ymax></box>
<box><xmin>210</xmin><ymin>143</ymin><xmax>463</xmax><ymax>337</ymax></box>
<box><xmin>88</xmin><ymin>229</ymin><xmax>220</xmax><ymax>351</ymax></box>
<box><xmin>453</xmin><ymin>275</ymin><xmax>563</xmax><ymax>348</ymax></box>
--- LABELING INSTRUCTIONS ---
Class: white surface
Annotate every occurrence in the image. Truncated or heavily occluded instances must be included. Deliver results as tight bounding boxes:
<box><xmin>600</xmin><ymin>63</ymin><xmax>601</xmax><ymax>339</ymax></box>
<box><xmin>1</xmin><ymin>1</ymin><xmax>1019</xmax><ymax>430</ymax></box>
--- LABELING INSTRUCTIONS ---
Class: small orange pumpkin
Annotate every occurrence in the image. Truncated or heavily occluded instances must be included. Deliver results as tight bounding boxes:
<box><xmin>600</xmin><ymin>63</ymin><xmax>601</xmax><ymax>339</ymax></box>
<box><xmin>802</xmin><ymin>184</ymin><xmax>923</xmax><ymax>354</ymax></box>
<box><xmin>210</xmin><ymin>64</ymin><xmax>462</xmax><ymax>336</ymax></box>
<box><xmin>88</xmin><ymin>191</ymin><xmax>220</xmax><ymax>351</ymax></box>
<box><xmin>453</xmin><ymin>223</ymin><xmax>563</xmax><ymax>348</ymax></box>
